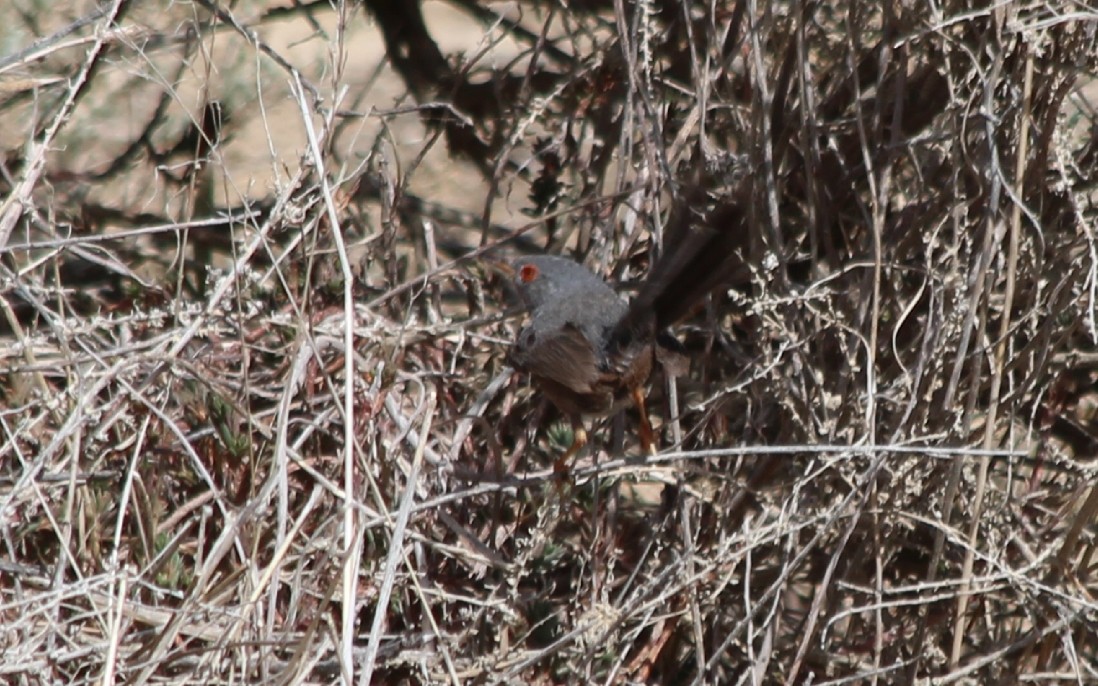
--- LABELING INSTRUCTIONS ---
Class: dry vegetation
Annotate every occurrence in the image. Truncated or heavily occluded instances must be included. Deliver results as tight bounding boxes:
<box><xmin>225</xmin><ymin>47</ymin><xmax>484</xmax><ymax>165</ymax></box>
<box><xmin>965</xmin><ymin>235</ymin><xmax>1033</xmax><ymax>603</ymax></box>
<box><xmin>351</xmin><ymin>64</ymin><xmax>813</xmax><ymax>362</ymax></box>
<box><xmin>2</xmin><ymin>0</ymin><xmax>1098</xmax><ymax>683</ymax></box>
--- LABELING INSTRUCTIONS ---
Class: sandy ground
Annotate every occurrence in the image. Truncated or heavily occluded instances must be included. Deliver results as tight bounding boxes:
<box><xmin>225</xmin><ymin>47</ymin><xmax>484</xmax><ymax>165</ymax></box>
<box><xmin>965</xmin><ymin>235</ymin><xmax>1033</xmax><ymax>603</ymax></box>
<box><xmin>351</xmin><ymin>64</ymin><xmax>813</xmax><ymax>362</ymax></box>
<box><xmin>218</xmin><ymin>0</ymin><xmax>527</xmax><ymax>222</ymax></box>
<box><xmin>1</xmin><ymin>1</ymin><xmax>529</xmax><ymax>234</ymax></box>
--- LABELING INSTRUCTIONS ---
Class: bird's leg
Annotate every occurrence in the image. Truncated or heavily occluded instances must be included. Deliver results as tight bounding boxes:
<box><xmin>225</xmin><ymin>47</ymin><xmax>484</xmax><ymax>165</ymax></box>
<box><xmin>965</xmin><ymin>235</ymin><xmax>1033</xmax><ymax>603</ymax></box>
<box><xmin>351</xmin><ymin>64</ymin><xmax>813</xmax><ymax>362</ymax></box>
<box><xmin>554</xmin><ymin>415</ymin><xmax>588</xmax><ymax>476</ymax></box>
<box><xmin>631</xmin><ymin>386</ymin><xmax>657</xmax><ymax>456</ymax></box>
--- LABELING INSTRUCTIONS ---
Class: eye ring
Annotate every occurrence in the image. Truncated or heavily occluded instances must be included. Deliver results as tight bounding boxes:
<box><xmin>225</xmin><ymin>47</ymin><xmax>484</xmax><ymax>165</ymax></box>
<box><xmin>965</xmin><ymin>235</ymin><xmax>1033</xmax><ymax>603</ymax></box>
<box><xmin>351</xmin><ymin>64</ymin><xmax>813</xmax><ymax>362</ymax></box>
<box><xmin>518</xmin><ymin>264</ymin><xmax>540</xmax><ymax>283</ymax></box>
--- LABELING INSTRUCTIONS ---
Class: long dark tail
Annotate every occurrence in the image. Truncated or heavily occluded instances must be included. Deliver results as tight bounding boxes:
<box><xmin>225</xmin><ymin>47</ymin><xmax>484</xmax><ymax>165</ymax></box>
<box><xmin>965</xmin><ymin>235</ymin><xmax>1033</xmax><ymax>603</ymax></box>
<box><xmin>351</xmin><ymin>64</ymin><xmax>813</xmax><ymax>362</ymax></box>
<box><xmin>627</xmin><ymin>191</ymin><xmax>752</xmax><ymax>331</ymax></box>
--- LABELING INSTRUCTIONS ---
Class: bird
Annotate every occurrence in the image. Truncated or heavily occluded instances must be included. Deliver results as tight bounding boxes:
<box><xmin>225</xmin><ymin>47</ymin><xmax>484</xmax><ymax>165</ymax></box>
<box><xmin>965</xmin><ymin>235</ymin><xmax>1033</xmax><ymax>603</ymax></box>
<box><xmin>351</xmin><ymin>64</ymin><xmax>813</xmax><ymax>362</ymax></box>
<box><xmin>503</xmin><ymin>198</ymin><xmax>750</xmax><ymax>472</ymax></box>
<box><xmin>506</xmin><ymin>254</ymin><xmax>658</xmax><ymax>469</ymax></box>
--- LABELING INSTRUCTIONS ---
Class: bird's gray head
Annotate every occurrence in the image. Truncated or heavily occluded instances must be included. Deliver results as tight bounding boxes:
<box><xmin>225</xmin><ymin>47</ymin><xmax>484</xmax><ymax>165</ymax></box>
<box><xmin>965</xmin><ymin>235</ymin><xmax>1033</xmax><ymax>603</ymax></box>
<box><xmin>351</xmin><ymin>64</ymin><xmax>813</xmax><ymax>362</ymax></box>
<box><xmin>511</xmin><ymin>255</ymin><xmax>614</xmax><ymax>311</ymax></box>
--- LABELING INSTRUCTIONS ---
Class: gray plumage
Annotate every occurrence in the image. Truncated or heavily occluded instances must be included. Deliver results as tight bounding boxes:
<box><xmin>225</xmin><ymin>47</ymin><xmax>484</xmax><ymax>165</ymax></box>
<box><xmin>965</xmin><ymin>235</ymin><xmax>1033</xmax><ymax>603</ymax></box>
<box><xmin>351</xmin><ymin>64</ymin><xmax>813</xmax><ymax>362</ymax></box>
<box><xmin>507</xmin><ymin>255</ymin><xmax>639</xmax><ymax>415</ymax></box>
<box><xmin>511</xmin><ymin>255</ymin><xmax>627</xmax><ymax>362</ymax></box>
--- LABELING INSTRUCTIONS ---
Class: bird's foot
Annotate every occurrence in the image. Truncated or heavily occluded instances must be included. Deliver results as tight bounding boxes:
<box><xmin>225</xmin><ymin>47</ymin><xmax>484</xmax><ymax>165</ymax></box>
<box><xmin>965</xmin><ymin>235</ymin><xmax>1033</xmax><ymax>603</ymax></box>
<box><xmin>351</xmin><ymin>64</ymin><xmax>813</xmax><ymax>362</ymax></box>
<box><xmin>552</xmin><ymin>422</ymin><xmax>587</xmax><ymax>483</ymax></box>
<box><xmin>631</xmin><ymin>386</ymin><xmax>658</xmax><ymax>456</ymax></box>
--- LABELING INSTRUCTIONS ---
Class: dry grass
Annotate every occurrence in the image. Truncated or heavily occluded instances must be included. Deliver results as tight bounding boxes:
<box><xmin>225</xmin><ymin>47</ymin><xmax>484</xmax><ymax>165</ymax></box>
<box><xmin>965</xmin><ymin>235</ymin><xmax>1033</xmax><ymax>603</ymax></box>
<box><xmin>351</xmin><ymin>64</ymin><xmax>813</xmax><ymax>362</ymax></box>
<box><xmin>2</xmin><ymin>0</ymin><xmax>1098</xmax><ymax>683</ymax></box>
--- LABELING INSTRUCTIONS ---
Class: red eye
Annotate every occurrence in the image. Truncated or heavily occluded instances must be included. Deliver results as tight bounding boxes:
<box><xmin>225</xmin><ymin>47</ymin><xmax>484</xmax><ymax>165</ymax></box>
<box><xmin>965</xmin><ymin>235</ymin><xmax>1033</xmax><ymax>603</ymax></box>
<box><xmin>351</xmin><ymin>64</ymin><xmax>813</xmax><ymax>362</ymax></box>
<box><xmin>519</xmin><ymin>264</ymin><xmax>539</xmax><ymax>283</ymax></box>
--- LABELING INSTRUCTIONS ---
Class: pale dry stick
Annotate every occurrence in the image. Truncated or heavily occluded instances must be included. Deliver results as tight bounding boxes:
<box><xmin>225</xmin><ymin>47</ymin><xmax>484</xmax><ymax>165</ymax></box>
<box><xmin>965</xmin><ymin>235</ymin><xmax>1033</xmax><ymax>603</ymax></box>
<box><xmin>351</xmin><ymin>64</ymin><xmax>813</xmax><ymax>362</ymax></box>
<box><xmin>159</xmin><ymin>65</ymin><xmax>329</xmax><ymax>359</ymax></box>
<box><xmin>796</xmin><ymin>0</ymin><xmax>823</xmax><ymax>280</ymax></box>
<box><xmin>301</xmin><ymin>18</ymin><xmax>356</xmax><ymax>523</ymax></box>
<box><xmin>864</xmin><ymin>11</ymin><xmax>911</xmax><ymax>676</ymax></box>
<box><xmin>664</xmin><ymin>365</ymin><xmax>708</xmax><ymax>680</ymax></box>
<box><xmin>824</xmin><ymin>580</ymin><xmax>986</xmax><ymax>632</ymax></box>
<box><xmin>382</xmin><ymin>533</ymin><xmax>462</xmax><ymax>683</ymax></box>
<box><xmin>0</xmin><ymin>59</ymin><xmax>163</xmax><ymax>455</ymax></box>
<box><xmin>138</xmin><ymin>522</ymin><xmax>197</xmax><ymax>593</ymax></box>
<box><xmin>898</xmin><ymin>515</ymin><xmax>1069</xmax><ymax>598</ymax></box>
<box><xmin>328</xmin><ymin>0</ymin><xmax>351</xmax><ymax>93</ymax></box>
<box><xmin>743</xmin><ymin>519</ymin><xmax>783</xmax><ymax>684</ymax></box>
<box><xmin>448</xmin><ymin>368</ymin><xmax>512</xmax><ymax>464</ymax></box>
<box><xmin>752</xmin><ymin>622</ymin><xmax>777</xmax><ymax>684</ymax></box>
<box><xmin>119</xmin><ymin>419</ymin><xmax>353</xmax><ymax>681</ymax></box>
<box><xmin>153</xmin><ymin>487</ymin><xmax>221</xmax><ymax>529</ymax></box>
<box><xmin>360</xmin><ymin>390</ymin><xmax>440</xmax><ymax>685</ymax></box>
<box><xmin>603</xmin><ymin>567</ymin><xmax>671</xmax><ymax>683</ymax></box>
<box><xmin>0</xmin><ymin>569</ymin><xmax>104</xmax><ymax>634</ymax></box>
<box><xmin>896</xmin><ymin>0</ymin><xmax>1013</xmax><ymax>46</ymax></box>
<box><xmin>745</xmin><ymin>0</ymin><xmax>786</xmax><ymax>280</ymax></box>
<box><xmin>950</xmin><ymin>47</ymin><xmax>1032</xmax><ymax>667</ymax></box>
<box><xmin>100</xmin><ymin>411</ymin><xmax>153</xmax><ymax>685</ymax></box>
<box><xmin>100</xmin><ymin>572</ymin><xmax>127</xmax><ymax>686</ymax></box>
<box><xmin>610</xmin><ymin>7</ymin><xmax>656</xmax><ymax>223</ymax></box>
<box><xmin>570</xmin><ymin>442</ymin><xmax>1029</xmax><ymax>483</ymax></box>
<box><xmin>291</xmin><ymin>68</ymin><xmax>363</xmax><ymax>684</ymax></box>
<box><xmin>108</xmin><ymin>411</ymin><xmax>152</xmax><ymax>558</ymax></box>
<box><xmin>1014</xmin><ymin>10</ymin><xmax>1098</xmax><ymax>32</ymax></box>
<box><xmin>103</xmin><ymin>355</ymin><xmax>240</xmax><ymax>521</ymax></box>
<box><xmin>270</xmin><ymin>372</ymin><xmax>406</xmax><ymax>522</ymax></box>
<box><xmin>100</xmin><ymin>362</ymin><xmax>268</xmax><ymax>676</ymax></box>
<box><xmin>265</xmin><ymin>309</ymin><xmax>343</xmax><ymax>647</ymax></box>
<box><xmin>1055</xmin><ymin>482</ymin><xmax>1098</xmax><ymax>577</ymax></box>
<box><xmin>374</xmin><ymin>478</ymin><xmax>533</xmax><ymax>527</ymax></box>
<box><xmin>742</xmin><ymin>536</ymin><xmax>758</xmax><ymax>682</ymax></box>
<box><xmin>252</xmin><ymin>36</ymin><xmax>288</xmax><ymax>191</ymax></box>
<box><xmin>0</xmin><ymin>322</ymin><xmax>185</xmax><ymax>383</ymax></box>
<box><xmin>164</xmin><ymin>191</ymin><xmax>313</xmax><ymax>363</ymax></box>
<box><xmin>818</xmin><ymin>510</ymin><xmax>1070</xmax><ymax>636</ymax></box>
<box><xmin>0</xmin><ymin>0</ymin><xmax>127</xmax><ymax>249</ymax></box>
<box><xmin>1069</xmin><ymin>102</ymin><xmax>1098</xmax><ymax>344</ymax></box>
<box><xmin>663</xmin><ymin>0</ymin><xmax>708</xmax><ymax>168</ymax></box>
<box><xmin>378</xmin><ymin>383</ymin><xmax>468</xmax><ymax>678</ymax></box>
<box><xmin>192</xmin><ymin>0</ymin><xmax>321</xmax><ymax>103</ymax></box>
<box><xmin>691</xmin><ymin>336</ymin><xmax>799</xmax><ymax>413</ymax></box>
<box><xmin>553</xmin><ymin>487</ymin><xmax>794</xmax><ymax>679</ymax></box>
<box><xmin>0</xmin><ymin>4</ymin><xmax>107</xmax><ymax>72</ymax></box>
<box><xmin>385</xmin><ymin>388</ymin><xmax>447</xmax><ymax>467</ymax></box>
<box><xmin>665</xmin><ymin>94</ymin><xmax>702</xmax><ymax>167</ymax></box>
<box><xmin>887</xmin><ymin>254</ymin><xmax>938</xmax><ymax>429</ymax></box>
<box><xmin>278</xmin><ymin>629</ymin><xmax>337</xmax><ymax>686</ymax></box>
<box><xmin>281</xmin><ymin>403</ymin><xmax>390</xmax><ymax>518</ymax></box>
<box><xmin>24</xmin><ymin>214</ymin><xmax>283</xmax><ymax>685</ymax></box>
<box><xmin>424</xmin><ymin>220</ymin><xmax>442</xmax><ymax>324</ymax></box>
<box><xmin>3</xmin><ymin>213</ymin><xmax>260</xmax><ymax>252</ymax></box>
<box><xmin>788</xmin><ymin>452</ymin><xmax>891</xmax><ymax>683</ymax></box>
<box><xmin>433</xmin><ymin>508</ymin><xmax>515</xmax><ymax>572</ymax></box>
<box><xmin>504</xmin><ymin>588</ymin><xmax>688</xmax><ymax>680</ymax></box>
<box><xmin>257</xmin><ymin>285</ymin><xmax>395</xmax><ymax>653</ymax></box>
<box><xmin>612</xmin><ymin>507</ymin><xmax>800</xmax><ymax>684</ymax></box>
<box><xmin>619</xmin><ymin>0</ymin><xmax>675</xmax><ymax>192</ymax></box>
<box><xmin>9</xmin><ymin>597</ymin><xmax>71</xmax><ymax>671</ymax></box>
<box><xmin>773</xmin><ymin>502</ymin><xmax>815</xmax><ymax>615</ymax></box>
<box><xmin>0</xmin><ymin>505</ymin><xmax>67</xmax><ymax>666</ymax></box>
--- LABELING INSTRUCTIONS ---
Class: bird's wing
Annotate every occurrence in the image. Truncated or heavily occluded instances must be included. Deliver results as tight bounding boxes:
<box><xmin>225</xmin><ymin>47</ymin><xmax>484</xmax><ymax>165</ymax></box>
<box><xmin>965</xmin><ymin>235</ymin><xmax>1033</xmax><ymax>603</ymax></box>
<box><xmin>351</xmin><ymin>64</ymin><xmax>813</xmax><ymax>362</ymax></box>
<box><xmin>508</xmin><ymin>322</ymin><xmax>602</xmax><ymax>395</ymax></box>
